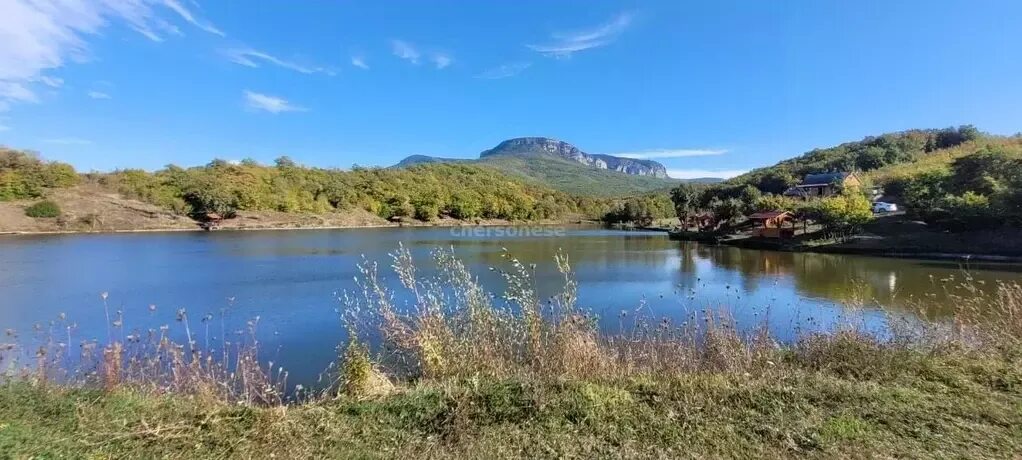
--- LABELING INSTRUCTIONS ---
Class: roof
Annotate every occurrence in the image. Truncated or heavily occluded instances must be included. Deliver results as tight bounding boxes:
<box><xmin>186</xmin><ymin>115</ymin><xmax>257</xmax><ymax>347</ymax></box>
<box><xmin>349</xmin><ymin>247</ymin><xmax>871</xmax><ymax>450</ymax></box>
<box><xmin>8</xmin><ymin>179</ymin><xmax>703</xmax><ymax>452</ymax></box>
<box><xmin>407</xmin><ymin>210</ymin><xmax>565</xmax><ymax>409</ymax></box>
<box><xmin>802</xmin><ymin>172</ymin><xmax>852</xmax><ymax>186</ymax></box>
<box><xmin>782</xmin><ymin>186</ymin><xmax>808</xmax><ymax>197</ymax></box>
<box><xmin>748</xmin><ymin>211</ymin><xmax>791</xmax><ymax>220</ymax></box>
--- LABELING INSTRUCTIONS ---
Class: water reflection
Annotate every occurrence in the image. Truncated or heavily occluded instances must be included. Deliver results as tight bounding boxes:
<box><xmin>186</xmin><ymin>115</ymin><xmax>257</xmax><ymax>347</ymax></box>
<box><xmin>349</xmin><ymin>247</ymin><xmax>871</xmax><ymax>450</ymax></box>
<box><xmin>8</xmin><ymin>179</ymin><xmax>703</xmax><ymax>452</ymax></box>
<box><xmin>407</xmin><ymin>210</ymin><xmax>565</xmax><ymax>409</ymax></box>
<box><xmin>0</xmin><ymin>226</ymin><xmax>1019</xmax><ymax>386</ymax></box>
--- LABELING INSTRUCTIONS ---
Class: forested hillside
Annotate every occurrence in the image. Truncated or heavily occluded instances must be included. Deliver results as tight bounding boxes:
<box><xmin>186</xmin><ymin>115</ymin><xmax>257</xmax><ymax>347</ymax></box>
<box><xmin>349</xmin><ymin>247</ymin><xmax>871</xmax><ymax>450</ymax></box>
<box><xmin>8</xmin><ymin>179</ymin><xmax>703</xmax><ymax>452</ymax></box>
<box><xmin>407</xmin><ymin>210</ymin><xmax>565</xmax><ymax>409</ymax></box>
<box><xmin>101</xmin><ymin>158</ymin><xmax>623</xmax><ymax>221</ymax></box>
<box><xmin>725</xmin><ymin>126</ymin><xmax>983</xmax><ymax>194</ymax></box>
<box><xmin>870</xmin><ymin>138</ymin><xmax>1022</xmax><ymax>229</ymax></box>
<box><xmin>668</xmin><ymin>126</ymin><xmax>1022</xmax><ymax>234</ymax></box>
<box><xmin>1</xmin><ymin>149</ymin><xmax>637</xmax><ymax>224</ymax></box>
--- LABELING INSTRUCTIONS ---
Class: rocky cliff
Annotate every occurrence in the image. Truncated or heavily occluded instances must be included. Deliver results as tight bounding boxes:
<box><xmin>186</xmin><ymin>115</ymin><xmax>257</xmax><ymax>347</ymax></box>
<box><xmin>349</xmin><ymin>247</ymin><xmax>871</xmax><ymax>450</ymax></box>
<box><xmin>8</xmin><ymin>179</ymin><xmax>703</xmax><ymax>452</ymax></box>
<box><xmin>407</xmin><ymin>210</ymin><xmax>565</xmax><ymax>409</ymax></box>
<box><xmin>479</xmin><ymin>137</ymin><xmax>669</xmax><ymax>178</ymax></box>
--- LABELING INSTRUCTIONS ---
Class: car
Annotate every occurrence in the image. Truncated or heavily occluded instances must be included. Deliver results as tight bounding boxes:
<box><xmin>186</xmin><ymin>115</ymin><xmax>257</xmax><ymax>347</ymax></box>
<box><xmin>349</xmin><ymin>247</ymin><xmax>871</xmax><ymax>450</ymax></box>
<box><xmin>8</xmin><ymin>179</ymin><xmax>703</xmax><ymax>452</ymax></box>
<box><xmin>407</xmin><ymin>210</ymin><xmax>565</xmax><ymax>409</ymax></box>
<box><xmin>872</xmin><ymin>202</ymin><xmax>898</xmax><ymax>213</ymax></box>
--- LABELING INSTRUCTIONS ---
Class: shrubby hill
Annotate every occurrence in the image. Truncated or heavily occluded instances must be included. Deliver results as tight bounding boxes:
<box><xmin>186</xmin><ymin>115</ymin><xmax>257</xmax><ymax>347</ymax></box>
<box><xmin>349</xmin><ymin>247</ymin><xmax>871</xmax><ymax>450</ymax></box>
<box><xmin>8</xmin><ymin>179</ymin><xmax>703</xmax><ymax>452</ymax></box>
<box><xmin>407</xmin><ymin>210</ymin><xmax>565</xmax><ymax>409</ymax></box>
<box><xmin>668</xmin><ymin>126</ymin><xmax>1022</xmax><ymax>236</ymax></box>
<box><xmin>3</xmin><ymin>149</ymin><xmax>668</xmax><ymax>230</ymax></box>
<box><xmin>100</xmin><ymin>158</ymin><xmax>619</xmax><ymax>222</ymax></box>
<box><xmin>725</xmin><ymin>126</ymin><xmax>984</xmax><ymax>194</ymax></box>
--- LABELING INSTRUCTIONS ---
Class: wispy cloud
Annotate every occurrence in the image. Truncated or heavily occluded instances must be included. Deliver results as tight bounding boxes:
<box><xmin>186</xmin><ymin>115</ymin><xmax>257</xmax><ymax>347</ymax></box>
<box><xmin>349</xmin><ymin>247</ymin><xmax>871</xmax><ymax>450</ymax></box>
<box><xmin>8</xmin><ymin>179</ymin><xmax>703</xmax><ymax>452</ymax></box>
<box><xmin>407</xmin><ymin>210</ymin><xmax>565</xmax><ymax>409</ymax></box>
<box><xmin>224</xmin><ymin>48</ymin><xmax>334</xmax><ymax>75</ymax></box>
<box><xmin>87</xmin><ymin>90</ymin><xmax>111</xmax><ymax>100</ymax></box>
<box><xmin>161</xmin><ymin>0</ymin><xmax>224</xmax><ymax>37</ymax></box>
<box><xmin>431</xmin><ymin>53</ymin><xmax>452</xmax><ymax>69</ymax></box>
<box><xmin>666</xmin><ymin>169</ymin><xmax>747</xmax><ymax>180</ymax></box>
<box><xmin>0</xmin><ymin>82</ymin><xmax>39</xmax><ymax>111</ymax></box>
<box><xmin>351</xmin><ymin>56</ymin><xmax>369</xmax><ymax>70</ymax></box>
<box><xmin>243</xmin><ymin>90</ymin><xmax>306</xmax><ymax>114</ymax></box>
<box><xmin>528</xmin><ymin>12</ymin><xmax>634</xmax><ymax>57</ymax></box>
<box><xmin>0</xmin><ymin>0</ymin><xmax>221</xmax><ymax>111</ymax></box>
<box><xmin>391</xmin><ymin>40</ymin><xmax>421</xmax><ymax>64</ymax></box>
<box><xmin>42</xmin><ymin>137</ymin><xmax>93</xmax><ymax>145</ymax></box>
<box><xmin>38</xmin><ymin>76</ymin><xmax>63</xmax><ymax>88</ymax></box>
<box><xmin>613</xmin><ymin>148</ymin><xmax>728</xmax><ymax>159</ymax></box>
<box><xmin>476</xmin><ymin>62</ymin><xmax>532</xmax><ymax>80</ymax></box>
<box><xmin>391</xmin><ymin>40</ymin><xmax>453</xmax><ymax>69</ymax></box>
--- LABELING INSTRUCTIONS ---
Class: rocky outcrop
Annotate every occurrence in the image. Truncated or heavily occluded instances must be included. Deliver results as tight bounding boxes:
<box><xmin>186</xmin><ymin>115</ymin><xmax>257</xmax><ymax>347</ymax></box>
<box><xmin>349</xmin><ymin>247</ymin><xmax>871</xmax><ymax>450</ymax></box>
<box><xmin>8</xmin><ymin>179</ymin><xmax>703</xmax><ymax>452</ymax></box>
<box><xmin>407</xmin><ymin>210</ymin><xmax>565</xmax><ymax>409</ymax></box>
<box><xmin>480</xmin><ymin>137</ymin><xmax>669</xmax><ymax>178</ymax></box>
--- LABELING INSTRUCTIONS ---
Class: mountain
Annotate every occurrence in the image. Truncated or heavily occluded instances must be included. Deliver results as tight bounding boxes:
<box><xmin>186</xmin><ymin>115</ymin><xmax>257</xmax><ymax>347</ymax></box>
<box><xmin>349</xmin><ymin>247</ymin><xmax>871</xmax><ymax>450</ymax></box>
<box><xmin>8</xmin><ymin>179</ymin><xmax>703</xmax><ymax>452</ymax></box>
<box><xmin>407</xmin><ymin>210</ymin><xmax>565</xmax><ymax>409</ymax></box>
<box><xmin>394</xmin><ymin>137</ymin><xmax>713</xmax><ymax>196</ymax></box>
<box><xmin>480</xmin><ymin>137</ymin><xmax>669</xmax><ymax>178</ymax></box>
<box><xmin>394</xmin><ymin>155</ymin><xmax>468</xmax><ymax>167</ymax></box>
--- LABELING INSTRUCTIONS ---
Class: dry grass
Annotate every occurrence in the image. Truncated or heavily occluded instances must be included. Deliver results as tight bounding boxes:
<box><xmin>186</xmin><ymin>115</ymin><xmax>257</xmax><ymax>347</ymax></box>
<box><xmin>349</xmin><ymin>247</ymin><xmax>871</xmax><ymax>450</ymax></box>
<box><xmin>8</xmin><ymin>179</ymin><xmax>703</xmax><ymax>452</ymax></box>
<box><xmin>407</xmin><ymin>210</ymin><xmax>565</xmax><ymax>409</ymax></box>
<box><xmin>1</xmin><ymin>246</ymin><xmax>1021</xmax><ymax>458</ymax></box>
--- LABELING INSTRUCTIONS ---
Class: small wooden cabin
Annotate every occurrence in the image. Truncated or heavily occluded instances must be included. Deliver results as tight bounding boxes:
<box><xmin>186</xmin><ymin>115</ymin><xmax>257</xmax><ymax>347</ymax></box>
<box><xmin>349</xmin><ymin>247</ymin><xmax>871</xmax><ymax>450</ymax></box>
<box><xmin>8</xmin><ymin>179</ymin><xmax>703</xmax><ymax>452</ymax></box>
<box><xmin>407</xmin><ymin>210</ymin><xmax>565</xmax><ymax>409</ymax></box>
<box><xmin>201</xmin><ymin>212</ymin><xmax>224</xmax><ymax>231</ymax></box>
<box><xmin>748</xmin><ymin>211</ymin><xmax>795</xmax><ymax>239</ymax></box>
<box><xmin>683</xmin><ymin>212</ymin><xmax>717</xmax><ymax>231</ymax></box>
<box><xmin>783</xmin><ymin>172</ymin><xmax>861</xmax><ymax>198</ymax></box>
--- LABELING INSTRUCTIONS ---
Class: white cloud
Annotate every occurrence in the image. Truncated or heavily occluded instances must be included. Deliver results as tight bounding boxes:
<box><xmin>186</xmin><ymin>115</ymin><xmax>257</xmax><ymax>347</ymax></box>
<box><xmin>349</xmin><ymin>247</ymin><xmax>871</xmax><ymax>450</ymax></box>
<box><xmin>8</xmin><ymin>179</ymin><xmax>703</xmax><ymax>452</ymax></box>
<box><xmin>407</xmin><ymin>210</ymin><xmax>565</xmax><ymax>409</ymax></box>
<box><xmin>613</xmin><ymin>148</ymin><xmax>728</xmax><ymax>159</ymax></box>
<box><xmin>224</xmin><ymin>48</ymin><xmax>334</xmax><ymax>75</ymax></box>
<box><xmin>42</xmin><ymin>137</ymin><xmax>93</xmax><ymax>145</ymax></box>
<box><xmin>161</xmin><ymin>0</ymin><xmax>224</xmax><ymax>37</ymax></box>
<box><xmin>0</xmin><ymin>82</ymin><xmax>39</xmax><ymax>111</ymax></box>
<box><xmin>243</xmin><ymin>90</ymin><xmax>306</xmax><ymax>114</ymax></box>
<box><xmin>391</xmin><ymin>40</ymin><xmax>420</xmax><ymax>64</ymax></box>
<box><xmin>38</xmin><ymin>76</ymin><xmax>63</xmax><ymax>88</ymax></box>
<box><xmin>88</xmin><ymin>90</ymin><xmax>111</xmax><ymax>99</ymax></box>
<box><xmin>476</xmin><ymin>62</ymin><xmax>531</xmax><ymax>80</ymax></box>
<box><xmin>431</xmin><ymin>53</ymin><xmax>452</xmax><ymax>69</ymax></box>
<box><xmin>528</xmin><ymin>12</ymin><xmax>633</xmax><ymax>57</ymax></box>
<box><xmin>351</xmin><ymin>56</ymin><xmax>369</xmax><ymax>70</ymax></box>
<box><xmin>666</xmin><ymin>169</ymin><xmax>748</xmax><ymax>180</ymax></box>
<box><xmin>0</xmin><ymin>0</ymin><xmax>221</xmax><ymax>111</ymax></box>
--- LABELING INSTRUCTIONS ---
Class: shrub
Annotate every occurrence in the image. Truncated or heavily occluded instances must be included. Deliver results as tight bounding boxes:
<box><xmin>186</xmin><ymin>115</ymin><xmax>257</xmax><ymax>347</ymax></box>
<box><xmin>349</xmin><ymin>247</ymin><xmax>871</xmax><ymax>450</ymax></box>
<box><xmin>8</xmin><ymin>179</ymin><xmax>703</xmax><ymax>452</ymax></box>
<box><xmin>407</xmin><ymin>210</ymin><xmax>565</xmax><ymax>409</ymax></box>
<box><xmin>24</xmin><ymin>200</ymin><xmax>62</xmax><ymax>218</ymax></box>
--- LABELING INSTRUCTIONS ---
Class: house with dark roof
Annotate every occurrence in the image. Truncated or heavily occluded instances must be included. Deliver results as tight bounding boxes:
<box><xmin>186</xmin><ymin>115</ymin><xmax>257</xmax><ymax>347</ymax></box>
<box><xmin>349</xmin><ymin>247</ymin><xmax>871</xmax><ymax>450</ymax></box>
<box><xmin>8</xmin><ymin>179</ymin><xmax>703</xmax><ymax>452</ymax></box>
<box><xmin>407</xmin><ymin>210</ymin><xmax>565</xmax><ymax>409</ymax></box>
<box><xmin>783</xmin><ymin>172</ymin><xmax>861</xmax><ymax>198</ymax></box>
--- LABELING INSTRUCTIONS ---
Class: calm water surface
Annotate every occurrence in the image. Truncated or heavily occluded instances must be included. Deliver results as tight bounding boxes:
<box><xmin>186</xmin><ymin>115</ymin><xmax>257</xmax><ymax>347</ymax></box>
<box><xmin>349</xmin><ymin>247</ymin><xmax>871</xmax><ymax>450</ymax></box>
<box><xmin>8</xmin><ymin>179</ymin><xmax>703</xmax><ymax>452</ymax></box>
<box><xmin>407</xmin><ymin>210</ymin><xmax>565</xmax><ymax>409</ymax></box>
<box><xmin>2</xmin><ymin>226</ymin><xmax>1019</xmax><ymax>385</ymax></box>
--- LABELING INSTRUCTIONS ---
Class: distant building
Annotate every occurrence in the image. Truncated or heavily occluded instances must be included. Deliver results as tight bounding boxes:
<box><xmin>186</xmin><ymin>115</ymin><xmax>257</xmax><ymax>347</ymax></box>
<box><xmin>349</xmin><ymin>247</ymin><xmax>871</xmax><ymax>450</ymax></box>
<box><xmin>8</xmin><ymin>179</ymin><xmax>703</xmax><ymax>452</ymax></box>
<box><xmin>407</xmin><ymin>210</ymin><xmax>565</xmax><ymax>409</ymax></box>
<box><xmin>783</xmin><ymin>172</ymin><xmax>861</xmax><ymax>198</ymax></box>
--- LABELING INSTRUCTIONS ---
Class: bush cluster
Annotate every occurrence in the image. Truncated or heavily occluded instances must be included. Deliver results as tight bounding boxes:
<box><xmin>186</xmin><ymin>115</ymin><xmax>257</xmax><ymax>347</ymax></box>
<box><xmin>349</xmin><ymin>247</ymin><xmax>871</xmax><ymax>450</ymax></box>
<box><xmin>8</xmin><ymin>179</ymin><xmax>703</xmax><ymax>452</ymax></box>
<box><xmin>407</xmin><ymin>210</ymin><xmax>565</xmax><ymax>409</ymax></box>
<box><xmin>893</xmin><ymin>145</ymin><xmax>1022</xmax><ymax>229</ymax></box>
<box><xmin>24</xmin><ymin>200</ymin><xmax>62</xmax><ymax>218</ymax></box>
<box><xmin>0</xmin><ymin>149</ymin><xmax>78</xmax><ymax>201</ymax></box>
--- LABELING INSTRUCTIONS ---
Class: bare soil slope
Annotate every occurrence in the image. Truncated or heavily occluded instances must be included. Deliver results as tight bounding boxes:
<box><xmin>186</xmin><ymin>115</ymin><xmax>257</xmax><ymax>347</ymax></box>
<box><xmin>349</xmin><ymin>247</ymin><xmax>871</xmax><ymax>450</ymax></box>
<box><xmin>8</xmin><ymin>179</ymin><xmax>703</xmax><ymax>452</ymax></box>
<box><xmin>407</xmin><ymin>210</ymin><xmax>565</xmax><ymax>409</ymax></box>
<box><xmin>0</xmin><ymin>185</ymin><xmax>195</xmax><ymax>233</ymax></box>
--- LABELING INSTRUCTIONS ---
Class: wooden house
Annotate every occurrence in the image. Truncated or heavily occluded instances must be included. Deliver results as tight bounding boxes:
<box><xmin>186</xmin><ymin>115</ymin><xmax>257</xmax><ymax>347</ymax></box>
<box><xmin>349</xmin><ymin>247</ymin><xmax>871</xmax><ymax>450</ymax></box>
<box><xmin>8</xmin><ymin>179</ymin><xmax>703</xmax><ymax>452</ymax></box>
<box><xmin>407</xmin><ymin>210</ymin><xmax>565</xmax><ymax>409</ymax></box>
<box><xmin>747</xmin><ymin>211</ymin><xmax>795</xmax><ymax>239</ymax></box>
<box><xmin>685</xmin><ymin>212</ymin><xmax>717</xmax><ymax>231</ymax></box>
<box><xmin>783</xmin><ymin>172</ymin><xmax>861</xmax><ymax>199</ymax></box>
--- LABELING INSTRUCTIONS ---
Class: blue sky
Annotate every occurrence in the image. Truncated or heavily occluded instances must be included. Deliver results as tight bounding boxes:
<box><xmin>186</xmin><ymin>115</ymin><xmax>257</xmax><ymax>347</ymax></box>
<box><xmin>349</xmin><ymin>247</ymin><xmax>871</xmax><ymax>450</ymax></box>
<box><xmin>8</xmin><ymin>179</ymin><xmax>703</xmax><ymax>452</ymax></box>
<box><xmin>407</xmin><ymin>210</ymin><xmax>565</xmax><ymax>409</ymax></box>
<box><xmin>1</xmin><ymin>1</ymin><xmax>1020</xmax><ymax>178</ymax></box>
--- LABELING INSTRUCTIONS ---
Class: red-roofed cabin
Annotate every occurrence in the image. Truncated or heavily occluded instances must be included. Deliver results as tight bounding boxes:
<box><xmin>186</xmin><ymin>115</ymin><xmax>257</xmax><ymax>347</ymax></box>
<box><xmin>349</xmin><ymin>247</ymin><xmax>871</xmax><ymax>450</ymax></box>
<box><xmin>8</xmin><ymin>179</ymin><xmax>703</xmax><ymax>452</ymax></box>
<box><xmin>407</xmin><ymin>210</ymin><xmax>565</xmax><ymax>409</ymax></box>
<box><xmin>748</xmin><ymin>211</ymin><xmax>795</xmax><ymax>239</ymax></box>
<box><xmin>201</xmin><ymin>212</ymin><xmax>224</xmax><ymax>231</ymax></box>
<box><xmin>685</xmin><ymin>212</ymin><xmax>717</xmax><ymax>231</ymax></box>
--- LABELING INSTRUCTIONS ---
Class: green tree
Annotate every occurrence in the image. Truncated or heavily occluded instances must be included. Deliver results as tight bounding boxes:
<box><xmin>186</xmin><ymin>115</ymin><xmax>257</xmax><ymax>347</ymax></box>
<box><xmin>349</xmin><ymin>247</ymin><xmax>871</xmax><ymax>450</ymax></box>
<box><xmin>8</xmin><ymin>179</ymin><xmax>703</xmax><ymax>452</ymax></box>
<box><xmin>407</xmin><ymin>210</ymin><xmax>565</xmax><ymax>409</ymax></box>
<box><xmin>710</xmin><ymin>198</ymin><xmax>743</xmax><ymax>228</ymax></box>
<box><xmin>670</xmin><ymin>183</ymin><xmax>699</xmax><ymax>225</ymax></box>
<box><xmin>812</xmin><ymin>192</ymin><xmax>873</xmax><ymax>233</ymax></box>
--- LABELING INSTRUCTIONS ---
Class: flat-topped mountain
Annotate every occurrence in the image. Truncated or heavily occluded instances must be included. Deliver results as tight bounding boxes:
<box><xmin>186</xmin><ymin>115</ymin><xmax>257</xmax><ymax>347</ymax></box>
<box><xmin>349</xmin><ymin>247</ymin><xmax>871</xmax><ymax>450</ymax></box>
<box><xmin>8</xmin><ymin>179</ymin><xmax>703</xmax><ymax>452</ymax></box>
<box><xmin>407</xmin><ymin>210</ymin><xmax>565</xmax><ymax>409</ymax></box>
<box><xmin>479</xmin><ymin>137</ymin><xmax>669</xmax><ymax>178</ymax></box>
<box><xmin>394</xmin><ymin>137</ymin><xmax>707</xmax><ymax>196</ymax></box>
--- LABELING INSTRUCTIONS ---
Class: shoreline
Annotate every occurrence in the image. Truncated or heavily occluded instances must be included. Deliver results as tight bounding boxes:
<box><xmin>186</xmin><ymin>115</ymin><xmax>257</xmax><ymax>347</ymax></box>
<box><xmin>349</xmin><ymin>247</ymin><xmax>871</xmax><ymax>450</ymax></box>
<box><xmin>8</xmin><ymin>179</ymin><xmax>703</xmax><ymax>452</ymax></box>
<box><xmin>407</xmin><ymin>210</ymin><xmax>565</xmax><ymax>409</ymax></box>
<box><xmin>659</xmin><ymin>226</ymin><xmax>1022</xmax><ymax>263</ymax></box>
<box><xmin>0</xmin><ymin>219</ymin><xmax>602</xmax><ymax>237</ymax></box>
<box><xmin>7</xmin><ymin>219</ymin><xmax>1021</xmax><ymax>264</ymax></box>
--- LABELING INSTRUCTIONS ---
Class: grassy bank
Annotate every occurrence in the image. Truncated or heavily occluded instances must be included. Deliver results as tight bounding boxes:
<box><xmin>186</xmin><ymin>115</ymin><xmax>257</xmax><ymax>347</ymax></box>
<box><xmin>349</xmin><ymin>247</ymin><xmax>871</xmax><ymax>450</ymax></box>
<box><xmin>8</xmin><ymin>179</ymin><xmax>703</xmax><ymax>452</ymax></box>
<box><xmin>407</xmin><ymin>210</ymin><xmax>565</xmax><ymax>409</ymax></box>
<box><xmin>1</xmin><ymin>248</ymin><xmax>1020</xmax><ymax>458</ymax></box>
<box><xmin>4</xmin><ymin>347</ymin><xmax>1020</xmax><ymax>458</ymax></box>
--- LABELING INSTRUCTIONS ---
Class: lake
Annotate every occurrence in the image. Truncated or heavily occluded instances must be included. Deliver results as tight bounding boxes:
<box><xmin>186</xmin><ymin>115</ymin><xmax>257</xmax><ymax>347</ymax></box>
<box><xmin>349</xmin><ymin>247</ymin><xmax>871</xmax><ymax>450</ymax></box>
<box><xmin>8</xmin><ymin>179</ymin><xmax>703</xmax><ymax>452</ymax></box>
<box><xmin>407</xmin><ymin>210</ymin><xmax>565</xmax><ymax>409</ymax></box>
<box><xmin>1</xmin><ymin>226</ymin><xmax>1019</xmax><ymax>386</ymax></box>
